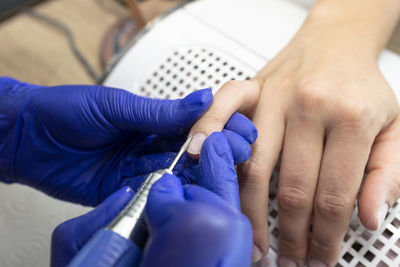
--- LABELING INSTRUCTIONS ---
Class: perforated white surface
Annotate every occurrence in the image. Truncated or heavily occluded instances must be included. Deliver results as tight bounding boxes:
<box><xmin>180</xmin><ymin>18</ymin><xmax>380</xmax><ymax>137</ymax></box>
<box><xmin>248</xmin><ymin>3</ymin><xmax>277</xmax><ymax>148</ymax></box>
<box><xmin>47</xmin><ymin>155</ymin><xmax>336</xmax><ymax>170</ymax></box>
<box><xmin>129</xmin><ymin>45</ymin><xmax>400</xmax><ymax>267</ymax></box>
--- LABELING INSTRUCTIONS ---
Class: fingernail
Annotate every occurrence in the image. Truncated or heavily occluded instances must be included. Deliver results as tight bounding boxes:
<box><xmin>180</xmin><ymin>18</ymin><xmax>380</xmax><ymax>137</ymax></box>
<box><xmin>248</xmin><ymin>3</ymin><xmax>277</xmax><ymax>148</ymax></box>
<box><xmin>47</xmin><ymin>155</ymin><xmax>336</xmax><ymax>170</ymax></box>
<box><xmin>308</xmin><ymin>259</ymin><xmax>326</xmax><ymax>267</ymax></box>
<box><xmin>187</xmin><ymin>132</ymin><xmax>207</xmax><ymax>156</ymax></box>
<box><xmin>377</xmin><ymin>203</ymin><xmax>389</xmax><ymax>229</ymax></box>
<box><xmin>278</xmin><ymin>256</ymin><xmax>297</xmax><ymax>267</ymax></box>
<box><xmin>252</xmin><ymin>245</ymin><xmax>263</xmax><ymax>262</ymax></box>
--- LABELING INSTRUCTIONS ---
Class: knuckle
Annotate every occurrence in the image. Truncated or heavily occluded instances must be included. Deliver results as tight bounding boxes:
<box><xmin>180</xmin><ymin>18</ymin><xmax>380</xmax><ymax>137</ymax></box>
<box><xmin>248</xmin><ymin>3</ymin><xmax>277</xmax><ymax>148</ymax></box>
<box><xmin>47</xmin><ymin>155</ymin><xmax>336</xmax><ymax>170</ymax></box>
<box><xmin>278</xmin><ymin>186</ymin><xmax>311</xmax><ymax>212</ymax></box>
<box><xmin>294</xmin><ymin>84</ymin><xmax>329</xmax><ymax>115</ymax></box>
<box><xmin>334</xmin><ymin>101</ymin><xmax>376</xmax><ymax>127</ymax></box>
<box><xmin>315</xmin><ymin>191</ymin><xmax>354</xmax><ymax>221</ymax></box>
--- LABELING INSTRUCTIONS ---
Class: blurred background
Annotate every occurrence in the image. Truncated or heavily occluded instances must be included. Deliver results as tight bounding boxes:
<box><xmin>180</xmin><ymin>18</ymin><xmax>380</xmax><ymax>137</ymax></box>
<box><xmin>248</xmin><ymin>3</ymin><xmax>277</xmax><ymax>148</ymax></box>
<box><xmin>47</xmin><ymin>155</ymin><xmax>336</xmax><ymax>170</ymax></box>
<box><xmin>0</xmin><ymin>0</ymin><xmax>398</xmax><ymax>87</ymax></box>
<box><xmin>0</xmin><ymin>0</ymin><xmax>186</xmax><ymax>85</ymax></box>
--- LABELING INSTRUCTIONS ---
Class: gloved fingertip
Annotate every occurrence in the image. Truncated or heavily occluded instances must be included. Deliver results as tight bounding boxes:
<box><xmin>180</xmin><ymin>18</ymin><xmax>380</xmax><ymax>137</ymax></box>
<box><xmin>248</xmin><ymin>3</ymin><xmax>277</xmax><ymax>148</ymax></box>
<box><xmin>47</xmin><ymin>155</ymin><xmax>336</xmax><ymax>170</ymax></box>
<box><xmin>151</xmin><ymin>173</ymin><xmax>184</xmax><ymax>200</ymax></box>
<box><xmin>222</xmin><ymin>129</ymin><xmax>251</xmax><ymax>164</ymax></box>
<box><xmin>202</xmin><ymin>132</ymin><xmax>231</xmax><ymax>155</ymax></box>
<box><xmin>180</xmin><ymin>88</ymin><xmax>213</xmax><ymax>112</ymax></box>
<box><xmin>224</xmin><ymin>112</ymin><xmax>258</xmax><ymax>144</ymax></box>
<box><xmin>248</xmin><ymin>127</ymin><xmax>258</xmax><ymax>144</ymax></box>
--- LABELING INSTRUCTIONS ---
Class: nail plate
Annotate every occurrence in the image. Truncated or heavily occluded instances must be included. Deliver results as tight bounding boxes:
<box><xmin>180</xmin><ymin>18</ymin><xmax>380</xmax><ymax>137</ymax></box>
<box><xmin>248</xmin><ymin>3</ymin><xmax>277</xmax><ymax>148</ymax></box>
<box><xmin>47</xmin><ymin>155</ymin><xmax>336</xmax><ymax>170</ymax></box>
<box><xmin>278</xmin><ymin>256</ymin><xmax>297</xmax><ymax>267</ymax></box>
<box><xmin>187</xmin><ymin>132</ymin><xmax>207</xmax><ymax>156</ymax></box>
<box><xmin>308</xmin><ymin>259</ymin><xmax>326</xmax><ymax>267</ymax></box>
<box><xmin>252</xmin><ymin>245</ymin><xmax>263</xmax><ymax>262</ymax></box>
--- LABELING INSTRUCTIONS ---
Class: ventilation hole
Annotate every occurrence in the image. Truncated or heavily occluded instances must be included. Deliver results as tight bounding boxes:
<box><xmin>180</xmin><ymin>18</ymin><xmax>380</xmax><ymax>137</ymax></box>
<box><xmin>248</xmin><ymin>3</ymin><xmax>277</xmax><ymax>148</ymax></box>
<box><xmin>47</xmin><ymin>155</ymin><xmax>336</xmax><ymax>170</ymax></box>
<box><xmin>343</xmin><ymin>233</ymin><xmax>350</xmax><ymax>242</ymax></box>
<box><xmin>173</xmin><ymin>62</ymin><xmax>178</xmax><ymax>67</ymax></box>
<box><xmin>186</xmin><ymin>72</ymin><xmax>191</xmax><ymax>77</ymax></box>
<box><xmin>140</xmin><ymin>87</ymin><xmax>145</xmax><ymax>92</ymax></box>
<box><xmin>179</xmin><ymin>79</ymin><xmax>184</xmax><ymax>84</ymax></box>
<box><xmin>194</xmin><ymin>65</ymin><xmax>199</xmax><ymax>70</ymax></box>
<box><xmin>146</xmin><ymin>79</ymin><xmax>151</xmax><ymax>84</ymax></box>
<box><xmin>208</xmin><ymin>75</ymin><xmax>213</xmax><ymax>79</ymax></box>
<box><xmin>179</xmin><ymin>91</ymin><xmax>184</xmax><ymax>97</ymax></box>
<box><xmin>165</xmin><ymin>94</ymin><xmax>170</xmax><ymax>99</ymax></box>
<box><xmin>180</xmin><ymin>56</ymin><xmax>185</xmax><ymax>60</ymax></box>
<box><xmin>188</xmin><ymin>49</ymin><xmax>192</xmax><ymax>54</ymax></box>
<box><xmin>223</xmin><ymin>61</ymin><xmax>227</xmax><ymax>66</ymax></box>
<box><xmin>343</xmin><ymin>252</ymin><xmax>353</xmax><ymax>263</ymax></box>
<box><xmin>270</xmin><ymin>209</ymin><xmax>278</xmax><ymax>218</ymax></box>
<box><xmin>173</xmin><ymin>51</ymin><xmax>178</xmax><ymax>55</ymax></box>
<box><xmin>230</xmin><ymin>66</ymin><xmax>235</xmax><ymax>71</ymax></box>
<box><xmin>167</xmin><ymin>58</ymin><xmax>171</xmax><ymax>62</ymax></box>
<box><xmin>351</xmin><ymin>241</ymin><xmax>362</xmax><ymax>252</ymax></box>
<box><xmin>153</xmin><ymin>72</ymin><xmax>158</xmax><ymax>77</ymax></box>
<box><xmin>200</xmin><ymin>82</ymin><xmax>206</xmax><ymax>86</ymax></box>
<box><xmin>272</xmin><ymin>228</ymin><xmax>279</xmax><ymax>237</ymax></box>
<box><xmin>166</xmin><ymin>69</ymin><xmax>171</xmax><ymax>74</ymax></box>
<box><xmin>208</xmin><ymin>52</ymin><xmax>213</xmax><ymax>56</ymax></box>
<box><xmin>391</xmin><ymin>218</ymin><xmax>400</xmax><ymax>228</ymax></box>
<box><xmin>216</xmin><ymin>68</ymin><xmax>220</xmax><ymax>72</ymax></box>
<box><xmin>396</xmin><ymin>238</ymin><xmax>400</xmax><ymax>248</ymax></box>
<box><xmin>364</xmin><ymin>251</ymin><xmax>375</xmax><ymax>262</ymax></box>
<box><xmin>153</xmin><ymin>84</ymin><xmax>157</xmax><ymax>89</ymax></box>
<box><xmin>377</xmin><ymin>261</ymin><xmax>389</xmax><ymax>267</ymax></box>
<box><xmin>166</xmin><ymin>82</ymin><xmax>170</xmax><ymax>87</ymax></box>
<box><xmin>223</xmin><ymin>73</ymin><xmax>228</xmax><ymax>77</ymax></box>
<box><xmin>383</xmin><ymin>229</ymin><xmax>393</xmax><ymax>239</ymax></box>
<box><xmin>355</xmin><ymin>263</ymin><xmax>366</xmax><ymax>267</ymax></box>
<box><xmin>269</xmin><ymin>192</ymin><xmax>276</xmax><ymax>200</ymax></box>
<box><xmin>386</xmin><ymin>249</ymin><xmax>398</xmax><ymax>260</ymax></box>
<box><xmin>361</xmin><ymin>230</ymin><xmax>372</xmax><ymax>241</ymax></box>
<box><xmin>349</xmin><ymin>221</ymin><xmax>359</xmax><ymax>231</ymax></box>
<box><xmin>159</xmin><ymin>77</ymin><xmax>164</xmax><ymax>82</ymax></box>
<box><xmin>194</xmin><ymin>54</ymin><xmax>199</xmax><ymax>58</ymax></box>
<box><xmin>186</xmin><ymin>84</ymin><xmax>190</xmax><ymax>89</ymax></box>
<box><xmin>193</xmin><ymin>77</ymin><xmax>198</xmax><ymax>81</ymax></box>
<box><xmin>172</xmin><ymin>87</ymin><xmax>177</xmax><ymax>92</ymax></box>
<box><xmin>245</xmin><ymin>76</ymin><xmax>251</xmax><ymax>80</ymax></box>
<box><xmin>172</xmin><ymin>74</ymin><xmax>177</xmax><ymax>79</ymax></box>
<box><xmin>180</xmin><ymin>67</ymin><xmax>184</xmax><ymax>72</ymax></box>
<box><xmin>208</xmin><ymin>63</ymin><xmax>213</xmax><ymax>67</ymax></box>
<box><xmin>373</xmin><ymin>239</ymin><xmax>384</xmax><ymax>250</ymax></box>
<box><xmin>200</xmin><ymin>70</ymin><xmax>206</xmax><ymax>74</ymax></box>
<box><xmin>231</xmin><ymin>78</ymin><xmax>236</xmax><ymax>80</ymax></box>
<box><xmin>159</xmin><ymin>89</ymin><xmax>164</xmax><ymax>95</ymax></box>
<box><xmin>215</xmin><ymin>80</ymin><xmax>220</xmax><ymax>85</ymax></box>
<box><xmin>187</xmin><ymin>61</ymin><xmax>192</xmax><ymax>65</ymax></box>
<box><xmin>201</xmin><ymin>58</ymin><xmax>206</xmax><ymax>63</ymax></box>
<box><xmin>201</xmin><ymin>48</ymin><xmax>206</xmax><ymax>52</ymax></box>
<box><xmin>216</xmin><ymin>57</ymin><xmax>220</xmax><ymax>61</ymax></box>
<box><xmin>238</xmin><ymin>71</ymin><xmax>243</xmax><ymax>76</ymax></box>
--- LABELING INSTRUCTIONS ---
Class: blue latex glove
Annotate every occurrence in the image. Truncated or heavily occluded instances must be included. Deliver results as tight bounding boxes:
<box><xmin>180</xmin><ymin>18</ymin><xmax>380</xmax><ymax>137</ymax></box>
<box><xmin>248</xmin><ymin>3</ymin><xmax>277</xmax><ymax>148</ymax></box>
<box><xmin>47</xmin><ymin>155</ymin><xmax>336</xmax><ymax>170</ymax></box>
<box><xmin>51</xmin><ymin>133</ymin><xmax>253</xmax><ymax>267</ymax></box>
<box><xmin>0</xmin><ymin>77</ymin><xmax>257</xmax><ymax>205</ymax></box>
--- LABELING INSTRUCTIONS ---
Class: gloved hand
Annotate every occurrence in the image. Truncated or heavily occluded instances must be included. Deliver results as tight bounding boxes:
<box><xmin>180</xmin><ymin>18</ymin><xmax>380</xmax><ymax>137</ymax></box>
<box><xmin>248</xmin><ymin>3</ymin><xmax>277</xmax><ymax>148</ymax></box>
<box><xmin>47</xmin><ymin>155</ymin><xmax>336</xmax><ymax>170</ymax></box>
<box><xmin>51</xmin><ymin>133</ymin><xmax>253</xmax><ymax>267</ymax></box>
<box><xmin>0</xmin><ymin>77</ymin><xmax>256</xmax><ymax>206</ymax></box>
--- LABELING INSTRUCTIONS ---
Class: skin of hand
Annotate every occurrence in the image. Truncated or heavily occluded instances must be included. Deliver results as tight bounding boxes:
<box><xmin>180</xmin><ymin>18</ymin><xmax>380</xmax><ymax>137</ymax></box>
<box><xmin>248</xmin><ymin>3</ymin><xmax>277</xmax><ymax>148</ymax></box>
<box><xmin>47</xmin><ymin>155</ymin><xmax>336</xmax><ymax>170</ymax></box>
<box><xmin>0</xmin><ymin>77</ymin><xmax>256</xmax><ymax>206</ymax></box>
<box><xmin>187</xmin><ymin>1</ymin><xmax>400</xmax><ymax>266</ymax></box>
<box><xmin>51</xmin><ymin>133</ymin><xmax>253</xmax><ymax>267</ymax></box>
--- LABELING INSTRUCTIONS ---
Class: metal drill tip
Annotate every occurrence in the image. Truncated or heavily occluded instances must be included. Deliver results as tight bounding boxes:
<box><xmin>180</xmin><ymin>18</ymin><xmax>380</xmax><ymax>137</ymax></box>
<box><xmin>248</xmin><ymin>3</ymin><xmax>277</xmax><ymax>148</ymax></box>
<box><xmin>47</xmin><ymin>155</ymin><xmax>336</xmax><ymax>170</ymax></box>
<box><xmin>168</xmin><ymin>136</ymin><xmax>193</xmax><ymax>172</ymax></box>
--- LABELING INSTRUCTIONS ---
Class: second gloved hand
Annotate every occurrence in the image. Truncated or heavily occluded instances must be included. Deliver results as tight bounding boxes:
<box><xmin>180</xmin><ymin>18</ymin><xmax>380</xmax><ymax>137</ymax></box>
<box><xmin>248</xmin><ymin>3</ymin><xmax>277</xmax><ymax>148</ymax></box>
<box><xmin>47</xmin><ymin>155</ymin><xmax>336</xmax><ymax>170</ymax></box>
<box><xmin>51</xmin><ymin>133</ymin><xmax>253</xmax><ymax>267</ymax></box>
